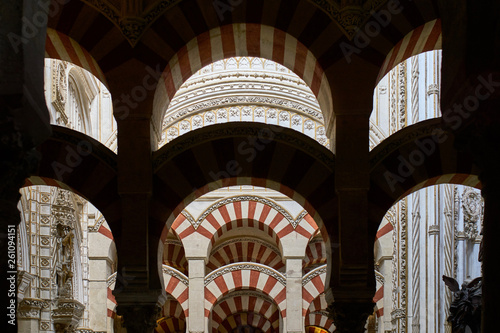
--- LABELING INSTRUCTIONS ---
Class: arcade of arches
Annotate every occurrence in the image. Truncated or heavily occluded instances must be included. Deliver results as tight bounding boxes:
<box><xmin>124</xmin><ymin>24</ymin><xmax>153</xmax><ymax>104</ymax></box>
<box><xmin>1</xmin><ymin>1</ymin><xmax>500</xmax><ymax>333</ymax></box>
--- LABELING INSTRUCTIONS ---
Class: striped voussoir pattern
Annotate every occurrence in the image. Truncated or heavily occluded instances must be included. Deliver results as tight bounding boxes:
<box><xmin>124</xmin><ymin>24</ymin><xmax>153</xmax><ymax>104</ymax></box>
<box><xmin>160</xmin><ymin>298</ymin><xmax>186</xmax><ymax>320</ymax></box>
<box><xmin>208</xmin><ymin>239</ymin><xmax>285</xmax><ymax>272</ymax></box>
<box><xmin>152</xmin><ymin>23</ymin><xmax>330</xmax><ymax>134</ymax></box>
<box><xmin>152</xmin><ymin>123</ymin><xmax>336</xmax><ymax>241</ymax></box>
<box><xmin>218</xmin><ymin>313</ymin><xmax>275</xmax><ymax>333</ymax></box>
<box><xmin>163</xmin><ymin>240</ymin><xmax>188</xmax><ymax>274</ymax></box>
<box><xmin>303</xmin><ymin>240</ymin><xmax>327</xmax><ymax>271</ymax></box>
<box><xmin>368</xmin><ymin>118</ymin><xmax>480</xmax><ymax>229</ymax></box>
<box><xmin>376</xmin><ymin>19</ymin><xmax>442</xmax><ymax>83</ymax></box>
<box><xmin>163</xmin><ymin>267</ymin><xmax>189</xmax><ymax>316</ymax></box>
<box><xmin>45</xmin><ymin>28</ymin><xmax>107</xmax><ymax>85</ymax></box>
<box><xmin>176</xmin><ymin>198</ymin><xmax>317</xmax><ymax>245</ymax></box>
<box><xmin>212</xmin><ymin>294</ymin><xmax>279</xmax><ymax>333</ymax></box>
<box><xmin>27</xmin><ymin>126</ymin><xmax>120</xmax><ymax>233</ymax></box>
<box><xmin>302</xmin><ymin>266</ymin><xmax>327</xmax><ymax>316</ymax></box>
<box><xmin>372</xmin><ymin>218</ymin><xmax>392</xmax><ymax>318</ymax></box>
<box><xmin>155</xmin><ymin>316</ymin><xmax>186</xmax><ymax>333</ymax></box>
<box><xmin>204</xmin><ymin>263</ymin><xmax>287</xmax><ymax>318</ymax></box>
<box><xmin>305</xmin><ymin>293</ymin><xmax>335</xmax><ymax>332</ymax></box>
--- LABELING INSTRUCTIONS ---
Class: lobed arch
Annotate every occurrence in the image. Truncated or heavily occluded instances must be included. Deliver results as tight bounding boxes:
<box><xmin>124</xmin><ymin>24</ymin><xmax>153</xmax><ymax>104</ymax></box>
<box><xmin>204</xmin><ymin>263</ymin><xmax>287</xmax><ymax>318</ymax></box>
<box><xmin>368</xmin><ymin>118</ymin><xmax>480</xmax><ymax>231</ymax></box>
<box><xmin>151</xmin><ymin>23</ymin><xmax>333</xmax><ymax>142</ymax></box>
<box><xmin>211</xmin><ymin>292</ymin><xmax>280</xmax><ymax>333</ymax></box>
<box><xmin>302</xmin><ymin>265</ymin><xmax>327</xmax><ymax>316</ymax></box>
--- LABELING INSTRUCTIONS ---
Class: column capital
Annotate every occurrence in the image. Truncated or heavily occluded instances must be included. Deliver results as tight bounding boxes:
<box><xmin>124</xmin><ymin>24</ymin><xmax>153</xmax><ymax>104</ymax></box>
<box><xmin>116</xmin><ymin>302</ymin><xmax>162</xmax><ymax>333</ymax></box>
<box><xmin>327</xmin><ymin>301</ymin><xmax>375</xmax><ymax>333</ymax></box>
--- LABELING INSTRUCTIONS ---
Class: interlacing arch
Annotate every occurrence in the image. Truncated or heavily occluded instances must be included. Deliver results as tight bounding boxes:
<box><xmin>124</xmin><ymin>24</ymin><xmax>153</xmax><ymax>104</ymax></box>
<box><xmin>204</xmin><ymin>263</ymin><xmax>287</xmax><ymax>318</ymax></box>
<box><xmin>218</xmin><ymin>313</ymin><xmax>272</xmax><ymax>333</ymax></box>
<box><xmin>152</xmin><ymin>23</ymin><xmax>333</xmax><ymax>140</ymax></box>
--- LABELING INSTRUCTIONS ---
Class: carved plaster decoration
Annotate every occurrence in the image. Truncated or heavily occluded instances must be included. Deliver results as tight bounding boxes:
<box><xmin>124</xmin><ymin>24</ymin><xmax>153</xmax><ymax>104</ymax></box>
<box><xmin>462</xmin><ymin>187</ymin><xmax>483</xmax><ymax>241</ymax></box>
<box><xmin>184</xmin><ymin>195</ymin><xmax>309</xmax><ymax>229</ymax></box>
<box><xmin>426</xmin><ymin>83</ymin><xmax>440</xmax><ymax>96</ymax></box>
<box><xmin>399</xmin><ymin>62</ymin><xmax>407</xmax><ymax>129</ymax></box>
<box><xmin>18</xmin><ymin>298</ymin><xmax>44</xmax><ymax>319</ymax></box>
<box><xmin>410</xmin><ymin>192</ymin><xmax>420</xmax><ymax>331</ymax></box>
<box><xmin>163</xmin><ymin>96</ymin><xmax>324</xmax><ymax>129</ymax></box>
<box><xmin>107</xmin><ymin>272</ymin><xmax>117</xmax><ymax>288</ymax></box>
<box><xmin>82</xmin><ymin>0</ymin><xmax>183</xmax><ymax>46</ymax></box>
<box><xmin>391</xmin><ymin>198</ymin><xmax>407</xmax><ymax>333</ymax></box>
<box><xmin>52</xmin><ymin>61</ymin><xmax>68</xmax><ymax>125</ymax></box>
<box><xmin>52</xmin><ymin>299</ymin><xmax>85</xmax><ymax>333</ymax></box>
<box><xmin>428</xmin><ymin>224</ymin><xmax>440</xmax><ymax>235</ymax></box>
<box><xmin>306</xmin><ymin>0</ymin><xmax>390</xmax><ymax>39</ymax></box>
<box><xmin>204</xmin><ymin>262</ymin><xmax>286</xmax><ymax>286</ymax></box>
<box><xmin>443</xmin><ymin>185</ymin><xmax>455</xmax><ymax>322</ymax></box>
<box><xmin>88</xmin><ymin>214</ymin><xmax>106</xmax><ymax>232</ymax></box>
<box><xmin>302</xmin><ymin>264</ymin><xmax>327</xmax><ymax>286</ymax></box>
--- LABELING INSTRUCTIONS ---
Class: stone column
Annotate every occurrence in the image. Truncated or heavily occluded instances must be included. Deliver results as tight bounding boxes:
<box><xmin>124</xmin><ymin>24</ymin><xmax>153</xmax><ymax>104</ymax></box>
<box><xmin>187</xmin><ymin>258</ymin><xmax>207</xmax><ymax>333</ymax></box>
<box><xmin>329</xmin><ymin>113</ymin><xmax>374</xmax><ymax>332</ymax></box>
<box><xmin>113</xmin><ymin>116</ymin><xmax>163</xmax><ymax>333</ymax></box>
<box><xmin>285</xmin><ymin>258</ymin><xmax>303</xmax><ymax>333</ymax></box>
<box><xmin>479</xmin><ymin>170</ymin><xmax>500</xmax><ymax>333</ymax></box>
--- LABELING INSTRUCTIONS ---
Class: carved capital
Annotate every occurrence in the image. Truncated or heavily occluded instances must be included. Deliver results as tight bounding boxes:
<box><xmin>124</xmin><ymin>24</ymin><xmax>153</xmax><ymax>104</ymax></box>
<box><xmin>116</xmin><ymin>303</ymin><xmax>161</xmax><ymax>333</ymax></box>
<box><xmin>18</xmin><ymin>298</ymin><xmax>44</xmax><ymax>319</ymax></box>
<box><xmin>52</xmin><ymin>298</ymin><xmax>85</xmax><ymax>332</ymax></box>
<box><xmin>328</xmin><ymin>301</ymin><xmax>375</xmax><ymax>333</ymax></box>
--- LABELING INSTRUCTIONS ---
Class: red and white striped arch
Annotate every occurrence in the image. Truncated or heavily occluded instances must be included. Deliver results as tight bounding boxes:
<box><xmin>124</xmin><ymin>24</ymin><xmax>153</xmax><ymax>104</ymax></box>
<box><xmin>373</xmin><ymin>218</ymin><xmax>392</xmax><ymax>318</ymax></box>
<box><xmin>305</xmin><ymin>314</ymin><xmax>335</xmax><ymax>333</ymax></box>
<box><xmin>45</xmin><ymin>28</ymin><xmax>107</xmax><ymax>86</ymax></box>
<box><xmin>303</xmin><ymin>240</ymin><xmax>327</xmax><ymax>271</ymax></box>
<box><xmin>172</xmin><ymin>198</ymin><xmax>317</xmax><ymax>252</ymax></box>
<box><xmin>377</xmin><ymin>19</ymin><xmax>442</xmax><ymax>83</ymax></box>
<box><xmin>305</xmin><ymin>293</ymin><xmax>335</xmax><ymax>331</ymax></box>
<box><xmin>152</xmin><ymin>23</ymin><xmax>332</xmax><ymax>139</ymax></box>
<box><xmin>161</xmin><ymin>297</ymin><xmax>186</xmax><ymax>320</ymax></box>
<box><xmin>208</xmin><ymin>240</ymin><xmax>284</xmax><ymax>272</ymax></box>
<box><xmin>302</xmin><ymin>266</ymin><xmax>327</xmax><ymax>316</ymax></box>
<box><xmin>211</xmin><ymin>294</ymin><xmax>280</xmax><ymax>333</ymax></box>
<box><xmin>217</xmin><ymin>313</ymin><xmax>275</xmax><ymax>333</ymax></box>
<box><xmin>204</xmin><ymin>264</ymin><xmax>287</xmax><ymax>318</ymax></box>
<box><xmin>163</xmin><ymin>240</ymin><xmax>188</xmax><ymax>274</ymax></box>
<box><xmin>163</xmin><ymin>267</ymin><xmax>189</xmax><ymax>316</ymax></box>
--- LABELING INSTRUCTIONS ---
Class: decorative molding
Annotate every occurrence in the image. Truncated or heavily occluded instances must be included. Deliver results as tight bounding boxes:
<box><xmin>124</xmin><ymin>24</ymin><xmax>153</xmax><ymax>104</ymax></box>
<box><xmin>106</xmin><ymin>272</ymin><xmax>116</xmax><ymax>288</ymax></box>
<box><xmin>88</xmin><ymin>215</ymin><xmax>105</xmax><ymax>232</ymax></box>
<box><xmin>186</xmin><ymin>195</ymin><xmax>309</xmax><ymax>229</ymax></box>
<box><xmin>163</xmin><ymin>96</ymin><xmax>324</xmax><ymax>129</ymax></box>
<box><xmin>302</xmin><ymin>264</ymin><xmax>327</xmax><ymax>286</ymax></box>
<box><xmin>204</xmin><ymin>262</ymin><xmax>286</xmax><ymax>286</ymax></box>
<box><xmin>18</xmin><ymin>298</ymin><xmax>44</xmax><ymax>319</ymax></box>
<box><xmin>162</xmin><ymin>265</ymin><xmax>189</xmax><ymax>286</ymax></box>
<box><xmin>426</xmin><ymin>83</ymin><xmax>440</xmax><ymax>96</ymax></box>
<box><xmin>428</xmin><ymin>225</ymin><xmax>440</xmax><ymax>235</ymax></box>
